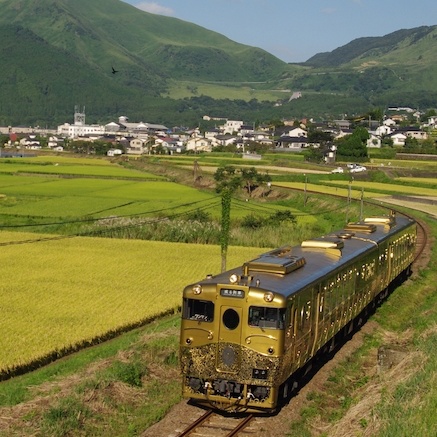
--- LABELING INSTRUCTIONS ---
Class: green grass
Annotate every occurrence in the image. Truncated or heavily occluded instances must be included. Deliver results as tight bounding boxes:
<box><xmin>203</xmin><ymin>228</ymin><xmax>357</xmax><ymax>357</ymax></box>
<box><xmin>6</xmin><ymin>156</ymin><xmax>117</xmax><ymax>166</ymax></box>
<box><xmin>0</xmin><ymin>160</ymin><xmax>161</xmax><ymax>179</ymax></box>
<box><xmin>368</xmin><ymin>159</ymin><xmax>437</xmax><ymax>171</ymax></box>
<box><xmin>164</xmin><ymin>79</ymin><xmax>289</xmax><ymax>101</ymax></box>
<box><xmin>0</xmin><ymin>176</ymin><xmax>218</xmax><ymax>220</ymax></box>
<box><xmin>0</xmin><ymin>315</ymin><xmax>184</xmax><ymax>436</ymax></box>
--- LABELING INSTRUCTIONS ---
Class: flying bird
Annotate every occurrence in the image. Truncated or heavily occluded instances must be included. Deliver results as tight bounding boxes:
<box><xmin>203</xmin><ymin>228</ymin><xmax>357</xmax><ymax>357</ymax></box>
<box><xmin>111</xmin><ymin>66</ymin><xmax>119</xmax><ymax>74</ymax></box>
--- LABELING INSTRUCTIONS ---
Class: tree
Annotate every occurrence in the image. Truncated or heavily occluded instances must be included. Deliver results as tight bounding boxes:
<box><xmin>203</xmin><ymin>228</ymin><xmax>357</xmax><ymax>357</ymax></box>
<box><xmin>239</xmin><ymin>166</ymin><xmax>271</xmax><ymax>197</ymax></box>
<box><xmin>307</xmin><ymin>129</ymin><xmax>333</xmax><ymax>146</ymax></box>
<box><xmin>335</xmin><ymin>126</ymin><xmax>369</xmax><ymax>160</ymax></box>
<box><xmin>404</xmin><ymin>136</ymin><xmax>419</xmax><ymax>152</ymax></box>
<box><xmin>214</xmin><ymin>166</ymin><xmax>242</xmax><ymax>272</ymax></box>
<box><xmin>244</xmin><ymin>141</ymin><xmax>270</xmax><ymax>155</ymax></box>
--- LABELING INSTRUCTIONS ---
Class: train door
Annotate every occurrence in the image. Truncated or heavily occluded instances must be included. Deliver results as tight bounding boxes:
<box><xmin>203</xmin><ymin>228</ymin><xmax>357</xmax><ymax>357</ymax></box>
<box><xmin>216</xmin><ymin>305</ymin><xmax>243</xmax><ymax>373</ymax></box>
<box><xmin>285</xmin><ymin>297</ymin><xmax>296</xmax><ymax>366</ymax></box>
<box><xmin>313</xmin><ymin>285</ymin><xmax>325</xmax><ymax>352</ymax></box>
<box><xmin>294</xmin><ymin>289</ymin><xmax>315</xmax><ymax>365</ymax></box>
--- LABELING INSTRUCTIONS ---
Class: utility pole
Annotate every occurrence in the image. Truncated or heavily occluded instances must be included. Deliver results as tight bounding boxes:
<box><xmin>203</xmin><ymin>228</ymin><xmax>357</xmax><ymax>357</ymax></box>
<box><xmin>193</xmin><ymin>159</ymin><xmax>201</xmax><ymax>184</ymax></box>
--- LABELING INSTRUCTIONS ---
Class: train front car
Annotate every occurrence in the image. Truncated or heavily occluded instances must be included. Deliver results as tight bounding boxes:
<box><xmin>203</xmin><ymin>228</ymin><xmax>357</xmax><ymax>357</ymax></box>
<box><xmin>179</xmin><ymin>212</ymin><xmax>417</xmax><ymax>414</ymax></box>
<box><xmin>179</xmin><ymin>253</ymin><xmax>303</xmax><ymax>413</ymax></box>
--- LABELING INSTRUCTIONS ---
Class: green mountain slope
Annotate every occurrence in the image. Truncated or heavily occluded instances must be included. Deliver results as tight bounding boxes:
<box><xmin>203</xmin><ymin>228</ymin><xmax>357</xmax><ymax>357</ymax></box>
<box><xmin>305</xmin><ymin>26</ymin><xmax>437</xmax><ymax>67</ymax></box>
<box><xmin>0</xmin><ymin>0</ymin><xmax>285</xmax><ymax>82</ymax></box>
<box><xmin>1</xmin><ymin>0</ymin><xmax>437</xmax><ymax>127</ymax></box>
<box><xmin>0</xmin><ymin>0</ymin><xmax>290</xmax><ymax>126</ymax></box>
<box><xmin>283</xmin><ymin>25</ymin><xmax>437</xmax><ymax>110</ymax></box>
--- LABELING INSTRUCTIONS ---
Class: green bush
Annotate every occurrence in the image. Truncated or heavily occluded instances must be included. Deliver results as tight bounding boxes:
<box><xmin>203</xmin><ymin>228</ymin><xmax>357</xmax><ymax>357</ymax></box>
<box><xmin>241</xmin><ymin>214</ymin><xmax>265</xmax><ymax>229</ymax></box>
<box><xmin>184</xmin><ymin>209</ymin><xmax>211</xmax><ymax>223</ymax></box>
<box><xmin>266</xmin><ymin>210</ymin><xmax>296</xmax><ymax>225</ymax></box>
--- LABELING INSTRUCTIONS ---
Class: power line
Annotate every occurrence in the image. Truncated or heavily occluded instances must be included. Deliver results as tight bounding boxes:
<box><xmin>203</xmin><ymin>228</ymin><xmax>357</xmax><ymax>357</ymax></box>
<box><xmin>0</xmin><ymin>196</ymin><xmax>221</xmax><ymax>230</ymax></box>
<box><xmin>0</xmin><ymin>198</ymin><xmax>222</xmax><ymax>246</ymax></box>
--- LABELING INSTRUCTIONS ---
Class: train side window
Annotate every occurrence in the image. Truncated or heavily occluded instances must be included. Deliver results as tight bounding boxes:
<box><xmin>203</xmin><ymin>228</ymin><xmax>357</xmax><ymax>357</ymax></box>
<box><xmin>249</xmin><ymin>306</ymin><xmax>285</xmax><ymax>329</ymax></box>
<box><xmin>183</xmin><ymin>298</ymin><xmax>214</xmax><ymax>322</ymax></box>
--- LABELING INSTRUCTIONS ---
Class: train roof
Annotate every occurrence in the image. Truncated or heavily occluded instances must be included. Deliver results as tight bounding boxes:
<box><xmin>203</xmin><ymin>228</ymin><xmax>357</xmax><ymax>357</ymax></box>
<box><xmin>189</xmin><ymin>214</ymin><xmax>415</xmax><ymax>299</ymax></box>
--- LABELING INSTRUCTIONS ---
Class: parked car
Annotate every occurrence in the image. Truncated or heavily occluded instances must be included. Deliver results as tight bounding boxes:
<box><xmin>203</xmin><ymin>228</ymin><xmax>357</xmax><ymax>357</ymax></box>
<box><xmin>331</xmin><ymin>167</ymin><xmax>344</xmax><ymax>174</ymax></box>
<box><xmin>349</xmin><ymin>165</ymin><xmax>367</xmax><ymax>173</ymax></box>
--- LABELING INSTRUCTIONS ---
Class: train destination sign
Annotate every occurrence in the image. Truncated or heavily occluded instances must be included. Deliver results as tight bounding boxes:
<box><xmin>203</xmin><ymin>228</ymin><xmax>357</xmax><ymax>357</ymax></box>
<box><xmin>220</xmin><ymin>288</ymin><xmax>245</xmax><ymax>298</ymax></box>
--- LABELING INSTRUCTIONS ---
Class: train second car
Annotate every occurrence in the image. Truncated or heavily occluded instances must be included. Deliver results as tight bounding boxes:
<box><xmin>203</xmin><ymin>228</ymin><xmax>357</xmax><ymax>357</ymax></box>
<box><xmin>179</xmin><ymin>213</ymin><xmax>416</xmax><ymax>413</ymax></box>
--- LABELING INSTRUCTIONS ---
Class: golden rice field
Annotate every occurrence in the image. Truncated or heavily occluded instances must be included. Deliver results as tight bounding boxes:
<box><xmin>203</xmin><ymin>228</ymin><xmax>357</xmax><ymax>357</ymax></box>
<box><xmin>273</xmin><ymin>180</ymin><xmax>437</xmax><ymax>198</ymax></box>
<box><xmin>395</xmin><ymin>177</ymin><xmax>437</xmax><ymax>185</ymax></box>
<box><xmin>326</xmin><ymin>180</ymin><xmax>437</xmax><ymax>197</ymax></box>
<box><xmin>271</xmin><ymin>181</ymin><xmax>385</xmax><ymax>199</ymax></box>
<box><xmin>0</xmin><ymin>231</ymin><xmax>263</xmax><ymax>376</ymax></box>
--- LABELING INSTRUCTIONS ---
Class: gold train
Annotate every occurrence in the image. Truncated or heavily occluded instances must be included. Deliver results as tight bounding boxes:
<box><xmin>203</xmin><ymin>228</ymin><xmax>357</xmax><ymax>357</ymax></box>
<box><xmin>180</xmin><ymin>212</ymin><xmax>416</xmax><ymax>413</ymax></box>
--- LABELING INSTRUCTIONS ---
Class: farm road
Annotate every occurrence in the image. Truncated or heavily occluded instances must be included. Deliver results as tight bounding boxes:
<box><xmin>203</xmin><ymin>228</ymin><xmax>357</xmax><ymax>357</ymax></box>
<box><xmin>375</xmin><ymin>196</ymin><xmax>437</xmax><ymax>218</ymax></box>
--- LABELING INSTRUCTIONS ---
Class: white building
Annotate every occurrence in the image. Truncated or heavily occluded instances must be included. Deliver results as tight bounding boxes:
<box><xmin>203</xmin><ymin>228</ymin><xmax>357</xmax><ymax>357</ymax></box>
<box><xmin>221</xmin><ymin>120</ymin><xmax>244</xmax><ymax>134</ymax></box>
<box><xmin>57</xmin><ymin>123</ymin><xmax>105</xmax><ymax>139</ymax></box>
<box><xmin>57</xmin><ymin>106</ymin><xmax>105</xmax><ymax>139</ymax></box>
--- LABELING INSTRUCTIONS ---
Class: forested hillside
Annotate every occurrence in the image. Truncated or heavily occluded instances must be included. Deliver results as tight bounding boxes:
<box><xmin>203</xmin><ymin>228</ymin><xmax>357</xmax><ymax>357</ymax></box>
<box><xmin>1</xmin><ymin>0</ymin><xmax>437</xmax><ymax>127</ymax></box>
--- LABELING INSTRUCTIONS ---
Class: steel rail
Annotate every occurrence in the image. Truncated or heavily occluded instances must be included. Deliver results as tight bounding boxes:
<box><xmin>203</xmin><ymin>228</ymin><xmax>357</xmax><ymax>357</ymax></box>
<box><xmin>177</xmin><ymin>409</ymin><xmax>255</xmax><ymax>437</ymax></box>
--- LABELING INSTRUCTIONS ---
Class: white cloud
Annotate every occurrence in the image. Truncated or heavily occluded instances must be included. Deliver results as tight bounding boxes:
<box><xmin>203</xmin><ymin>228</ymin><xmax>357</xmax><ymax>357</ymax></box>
<box><xmin>133</xmin><ymin>2</ymin><xmax>175</xmax><ymax>16</ymax></box>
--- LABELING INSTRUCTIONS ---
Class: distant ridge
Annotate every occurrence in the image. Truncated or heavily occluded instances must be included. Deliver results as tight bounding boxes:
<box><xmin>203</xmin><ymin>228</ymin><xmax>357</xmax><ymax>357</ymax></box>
<box><xmin>304</xmin><ymin>26</ymin><xmax>437</xmax><ymax>67</ymax></box>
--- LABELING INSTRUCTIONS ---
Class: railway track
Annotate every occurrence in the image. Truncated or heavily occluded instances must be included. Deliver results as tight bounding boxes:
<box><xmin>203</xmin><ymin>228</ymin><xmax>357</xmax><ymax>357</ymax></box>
<box><xmin>412</xmin><ymin>216</ymin><xmax>429</xmax><ymax>265</ymax></box>
<box><xmin>176</xmin><ymin>410</ymin><xmax>256</xmax><ymax>436</ymax></box>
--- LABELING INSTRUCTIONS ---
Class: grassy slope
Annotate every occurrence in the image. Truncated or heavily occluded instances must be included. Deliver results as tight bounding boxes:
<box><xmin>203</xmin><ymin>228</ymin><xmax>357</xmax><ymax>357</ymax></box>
<box><xmin>0</xmin><ymin>0</ymin><xmax>286</xmax><ymax>82</ymax></box>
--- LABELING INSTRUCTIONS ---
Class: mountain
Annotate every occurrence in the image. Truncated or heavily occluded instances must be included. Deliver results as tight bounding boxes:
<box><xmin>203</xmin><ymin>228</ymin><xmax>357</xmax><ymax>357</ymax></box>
<box><xmin>277</xmin><ymin>25</ymin><xmax>437</xmax><ymax>116</ymax></box>
<box><xmin>1</xmin><ymin>0</ymin><xmax>437</xmax><ymax>128</ymax></box>
<box><xmin>0</xmin><ymin>0</ymin><xmax>287</xmax><ymax>126</ymax></box>
<box><xmin>305</xmin><ymin>26</ymin><xmax>437</xmax><ymax>67</ymax></box>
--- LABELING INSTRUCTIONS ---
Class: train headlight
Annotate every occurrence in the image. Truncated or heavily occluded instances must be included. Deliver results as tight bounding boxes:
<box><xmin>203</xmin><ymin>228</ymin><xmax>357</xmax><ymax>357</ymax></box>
<box><xmin>268</xmin><ymin>347</ymin><xmax>274</xmax><ymax>355</ymax></box>
<box><xmin>192</xmin><ymin>284</ymin><xmax>202</xmax><ymax>295</ymax></box>
<box><xmin>252</xmin><ymin>368</ymin><xmax>269</xmax><ymax>379</ymax></box>
<box><xmin>264</xmin><ymin>292</ymin><xmax>274</xmax><ymax>302</ymax></box>
<box><xmin>186</xmin><ymin>338</ymin><xmax>192</xmax><ymax>344</ymax></box>
<box><xmin>229</xmin><ymin>274</ymin><xmax>239</xmax><ymax>284</ymax></box>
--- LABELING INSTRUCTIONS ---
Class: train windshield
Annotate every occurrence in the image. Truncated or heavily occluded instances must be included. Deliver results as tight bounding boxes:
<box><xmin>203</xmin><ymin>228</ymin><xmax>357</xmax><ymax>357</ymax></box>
<box><xmin>248</xmin><ymin>306</ymin><xmax>285</xmax><ymax>329</ymax></box>
<box><xmin>183</xmin><ymin>298</ymin><xmax>214</xmax><ymax>322</ymax></box>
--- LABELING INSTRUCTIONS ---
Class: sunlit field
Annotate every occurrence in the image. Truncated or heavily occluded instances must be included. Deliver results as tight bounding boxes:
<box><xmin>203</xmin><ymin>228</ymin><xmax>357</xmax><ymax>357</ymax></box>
<box><xmin>0</xmin><ymin>160</ymin><xmax>161</xmax><ymax>179</ymax></box>
<box><xmin>271</xmin><ymin>181</ymin><xmax>385</xmax><ymax>199</ymax></box>
<box><xmin>325</xmin><ymin>180</ymin><xmax>437</xmax><ymax>197</ymax></box>
<box><xmin>1</xmin><ymin>153</ymin><xmax>434</xmax><ymax>379</ymax></box>
<box><xmin>0</xmin><ymin>177</ymin><xmax>218</xmax><ymax>219</ymax></box>
<box><xmin>395</xmin><ymin>177</ymin><xmax>437</xmax><ymax>186</ymax></box>
<box><xmin>0</xmin><ymin>231</ymin><xmax>263</xmax><ymax>376</ymax></box>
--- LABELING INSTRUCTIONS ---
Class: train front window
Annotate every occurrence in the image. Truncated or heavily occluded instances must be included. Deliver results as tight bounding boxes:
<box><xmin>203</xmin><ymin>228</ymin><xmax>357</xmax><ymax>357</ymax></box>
<box><xmin>248</xmin><ymin>306</ymin><xmax>285</xmax><ymax>329</ymax></box>
<box><xmin>183</xmin><ymin>298</ymin><xmax>214</xmax><ymax>322</ymax></box>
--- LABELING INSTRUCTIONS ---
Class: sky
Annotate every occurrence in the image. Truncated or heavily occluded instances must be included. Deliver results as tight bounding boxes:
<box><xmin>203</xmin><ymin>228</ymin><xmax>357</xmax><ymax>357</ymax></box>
<box><xmin>121</xmin><ymin>0</ymin><xmax>437</xmax><ymax>63</ymax></box>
